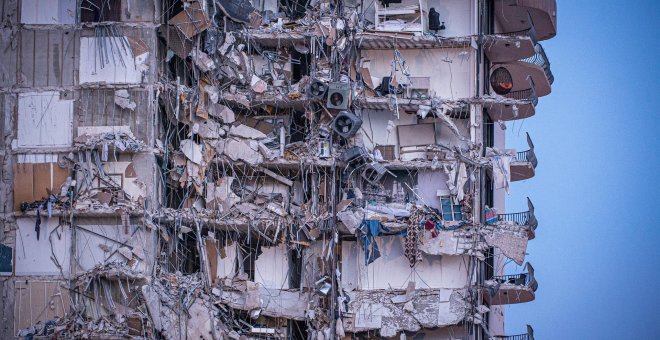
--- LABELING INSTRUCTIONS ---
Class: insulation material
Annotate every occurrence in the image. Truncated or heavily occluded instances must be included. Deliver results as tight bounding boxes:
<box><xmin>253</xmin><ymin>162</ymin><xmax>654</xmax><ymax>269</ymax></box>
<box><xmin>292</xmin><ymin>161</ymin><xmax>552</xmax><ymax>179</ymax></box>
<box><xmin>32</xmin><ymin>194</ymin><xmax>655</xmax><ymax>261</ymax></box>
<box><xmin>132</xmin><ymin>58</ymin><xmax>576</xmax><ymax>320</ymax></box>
<box><xmin>79</xmin><ymin>37</ymin><xmax>147</xmax><ymax>84</ymax></box>
<box><xmin>15</xmin><ymin>218</ymin><xmax>70</xmax><ymax>275</ymax></box>
<box><xmin>17</xmin><ymin>92</ymin><xmax>73</xmax><ymax>148</ymax></box>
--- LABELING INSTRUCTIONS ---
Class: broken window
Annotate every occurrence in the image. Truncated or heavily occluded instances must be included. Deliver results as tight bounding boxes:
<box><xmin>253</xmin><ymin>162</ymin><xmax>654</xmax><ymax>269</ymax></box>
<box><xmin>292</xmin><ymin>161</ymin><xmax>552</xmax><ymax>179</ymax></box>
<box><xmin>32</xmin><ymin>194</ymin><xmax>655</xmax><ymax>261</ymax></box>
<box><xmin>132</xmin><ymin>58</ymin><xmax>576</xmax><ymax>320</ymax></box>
<box><xmin>440</xmin><ymin>197</ymin><xmax>463</xmax><ymax>221</ymax></box>
<box><xmin>80</xmin><ymin>0</ymin><xmax>121</xmax><ymax>22</ymax></box>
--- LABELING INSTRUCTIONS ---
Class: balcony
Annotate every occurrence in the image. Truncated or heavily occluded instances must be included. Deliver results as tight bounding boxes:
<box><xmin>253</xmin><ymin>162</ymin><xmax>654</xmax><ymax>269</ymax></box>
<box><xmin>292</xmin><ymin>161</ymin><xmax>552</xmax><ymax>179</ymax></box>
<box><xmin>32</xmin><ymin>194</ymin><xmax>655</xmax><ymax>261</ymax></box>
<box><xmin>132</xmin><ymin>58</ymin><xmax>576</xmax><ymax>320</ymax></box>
<box><xmin>497</xmin><ymin>197</ymin><xmax>538</xmax><ymax>239</ymax></box>
<box><xmin>484</xmin><ymin>77</ymin><xmax>537</xmax><ymax>121</ymax></box>
<box><xmin>484</xmin><ymin>27</ymin><xmax>538</xmax><ymax>63</ymax></box>
<box><xmin>511</xmin><ymin>133</ymin><xmax>538</xmax><ymax>181</ymax></box>
<box><xmin>493</xmin><ymin>43</ymin><xmax>552</xmax><ymax>100</ymax></box>
<box><xmin>484</xmin><ymin>263</ymin><xmax>538</xmax><ymax>305</ymax></box>
<box><xmin>495</xmin><ymin>0</ymin><xmax>557</xmax><ymax>41</ymax></box>
<box><xmin>493</xmin><ymin>325</ymin><xmax>535</xmax><ymax>340</ymax></box>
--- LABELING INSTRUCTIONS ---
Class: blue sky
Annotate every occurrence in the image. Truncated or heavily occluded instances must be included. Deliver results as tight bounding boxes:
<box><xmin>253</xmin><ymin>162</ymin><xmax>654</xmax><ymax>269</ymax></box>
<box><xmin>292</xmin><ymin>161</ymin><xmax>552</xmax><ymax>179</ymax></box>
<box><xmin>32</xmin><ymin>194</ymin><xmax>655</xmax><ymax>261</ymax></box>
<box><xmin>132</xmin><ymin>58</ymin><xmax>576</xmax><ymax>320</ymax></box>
<box><xmin>503</xmin><ymin>1</ymin><xmax>660</xmax><ymax>338</ymax></box>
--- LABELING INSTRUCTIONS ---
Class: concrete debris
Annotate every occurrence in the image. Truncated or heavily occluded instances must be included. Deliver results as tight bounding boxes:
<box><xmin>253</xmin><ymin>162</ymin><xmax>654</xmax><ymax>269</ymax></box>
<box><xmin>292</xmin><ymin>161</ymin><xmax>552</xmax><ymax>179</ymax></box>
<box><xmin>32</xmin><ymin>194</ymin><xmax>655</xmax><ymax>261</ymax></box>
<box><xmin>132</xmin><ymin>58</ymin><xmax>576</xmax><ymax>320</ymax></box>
<box><xmin>180</xmin><ymin>139</ymin><xmax>204</xmax><ymax>165</ymax></box>
<box><xmin>229</xmin><ymin>124</ymin><xmax>267</xmax><ymax>139</ymax></box>
<box><xmin>189</xmin><ymin>48</ymin><xmax>216</xmax><ymax>72</ymax></box>
<box><xmin>223</xmin><ymin>138</ymin><xmax>263</xmax><ymax>165</ymax></box>
<box><xmin>208</xmin><ymin>103</ymin><xmax>236</xmax><ymax>123</ymax></box>
<box><xmin>114</xmin><ymin>89</ymin><xmax>137</xmax><ymax>111</ymax></box>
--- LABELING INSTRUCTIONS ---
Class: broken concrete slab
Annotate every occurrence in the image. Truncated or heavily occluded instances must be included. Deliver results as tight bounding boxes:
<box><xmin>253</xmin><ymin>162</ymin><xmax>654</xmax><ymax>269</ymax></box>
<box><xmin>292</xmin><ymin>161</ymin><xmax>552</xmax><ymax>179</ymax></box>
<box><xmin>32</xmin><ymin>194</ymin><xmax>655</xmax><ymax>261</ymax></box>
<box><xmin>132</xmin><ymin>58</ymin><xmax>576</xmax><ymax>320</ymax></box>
<box><xmin>114</xmin><ymin>89</ymin><xmax>137</xmax><ymax>111</ymax></box>
<box><xmin>229</xmin><ymin>125</ymin><xmax>267</xmax><ymax>140</ymax></box>
<box><xmin>180</xmin><ymin>139</ymin><xmax>204</xmax><ymax>165</ymax></box>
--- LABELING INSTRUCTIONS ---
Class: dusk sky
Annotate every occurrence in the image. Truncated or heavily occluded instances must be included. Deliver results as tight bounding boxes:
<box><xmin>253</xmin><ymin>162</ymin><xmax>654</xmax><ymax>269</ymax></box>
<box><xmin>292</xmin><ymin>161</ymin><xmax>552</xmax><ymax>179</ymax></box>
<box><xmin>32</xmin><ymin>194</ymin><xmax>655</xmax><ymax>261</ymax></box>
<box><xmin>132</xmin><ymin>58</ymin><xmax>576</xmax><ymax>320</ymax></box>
<box><xmin>503</xmin><ymin>1</ymin><xmax>660</xmax><ymax>338</ymax></box>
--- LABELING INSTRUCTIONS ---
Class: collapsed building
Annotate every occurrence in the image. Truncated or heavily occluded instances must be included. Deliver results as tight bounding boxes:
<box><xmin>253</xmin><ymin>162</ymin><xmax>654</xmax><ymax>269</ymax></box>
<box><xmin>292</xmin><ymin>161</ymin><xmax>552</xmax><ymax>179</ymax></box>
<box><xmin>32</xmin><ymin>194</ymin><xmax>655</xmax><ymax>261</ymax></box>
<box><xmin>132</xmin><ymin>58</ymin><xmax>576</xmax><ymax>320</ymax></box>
<box><xmin>0</xmin><ymin>0</ymin><xmax>555</xmax><ymax>338</ymax></box>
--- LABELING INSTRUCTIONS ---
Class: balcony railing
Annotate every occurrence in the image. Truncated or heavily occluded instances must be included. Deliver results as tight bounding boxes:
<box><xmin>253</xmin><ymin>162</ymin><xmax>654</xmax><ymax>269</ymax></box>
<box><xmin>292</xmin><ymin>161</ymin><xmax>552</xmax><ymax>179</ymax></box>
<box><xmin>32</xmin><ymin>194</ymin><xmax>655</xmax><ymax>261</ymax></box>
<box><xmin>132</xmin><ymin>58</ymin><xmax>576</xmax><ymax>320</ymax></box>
<box><xmin>516</xmin><ymin>149</ymin><xmax>538</xmax><ymax>168</ymax></box>
<box><xmin>492</xmin><ymin>273</ymin><xmax>530</xmax><ymax>286</ymax></box>
<box><xmin>515</xmin><ymin>150</ymin><xmax>531</xmax><ymax>162</ymax></box>
<box><xmin>502</xmin><ymin>77</ymin><xmax>539</xmax><ymax>106</ymax></box>
<box><xmin>498</xmin><ymin>211</ymin><xmax>530</xmax><ymax>225</ymax></box>
<box><xmin>494</xmin><ymin>324</ymin><xmax>535</xmax><ymax>340</ymax></box>
<box><xmin>520</xmin><ymin>43</ymin><xmax>554</xmax><ymax>85</ymax></box>
<box><xmin>497</xmin><ymin>198</ymin><xmax>538</xmax><ymax>232</ymax></box>
<box><xmin>493</xmin><ymin>334</ymin><xmax>531</xmax><ymax>340</ymax></box>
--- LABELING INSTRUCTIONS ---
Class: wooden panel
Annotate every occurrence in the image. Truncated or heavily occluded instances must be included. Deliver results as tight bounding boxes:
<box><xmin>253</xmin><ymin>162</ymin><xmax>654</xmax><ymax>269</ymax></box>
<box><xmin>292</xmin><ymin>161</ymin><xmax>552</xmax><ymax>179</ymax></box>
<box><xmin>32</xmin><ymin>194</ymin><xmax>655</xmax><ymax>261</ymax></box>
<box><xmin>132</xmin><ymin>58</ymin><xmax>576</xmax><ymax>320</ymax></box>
<box><xmin>47</xmin><ymin>30</ymin><xmax>62</xmax><ymax>86</ymax></box>
<box><xmin>78</xmin><ymin>89</ymin><xmax>152</xmax><ymax>144</ymax></box>
<box><xmin>14</xmin><ymin>281</ymin><xmax>70</xmax><ymax>333</ymax></box>
<box><xmin>20</xmin><ymin>30</ymin><xmax>35</xmax><ymax>86</ymax></box>
<box><xmin>397</xmin><ymin>123</ymin><xmax>436</xmax><ymax>147</ymax></box>
<box><xmin>1</xmin><ymin>0</ymin><xmax>18</xmax><ymax>24</ymax></box>
<box><xmin>12</xmin><ymin>162</ymin><xmax>69</xmax><ymax>209</ymax></box>
<box><xmin>32</xmin><ymin>163</ymin><xmax>51</xmax><ymax>199</ymax></box>
<box><xmin>0</xmin><ymin>28</ymin><xmax>17</xmax><ymax>87</ymax></box>
<box><xmin>13</xmin><ymin>163</ymin><xmax>33</xmax><ymax>210</ymax></box>
<box><xmin>61</xmin><ymin>29</ymin><xmax>77</xmax><ymax>86</ymax></box>
<box><xmin>53</xmin><ymin>164</ymin><xmax>70</xmax><ymax>196</ymax></box>
<box><xmin>33</xmin><ymin>30</ymin><xmax>48</xmax><ymax>87</ymax></box>
<box><xmin>206</xmin><ymin>239</ymin><xmax>219</xmax><ymax>285</ymax></box>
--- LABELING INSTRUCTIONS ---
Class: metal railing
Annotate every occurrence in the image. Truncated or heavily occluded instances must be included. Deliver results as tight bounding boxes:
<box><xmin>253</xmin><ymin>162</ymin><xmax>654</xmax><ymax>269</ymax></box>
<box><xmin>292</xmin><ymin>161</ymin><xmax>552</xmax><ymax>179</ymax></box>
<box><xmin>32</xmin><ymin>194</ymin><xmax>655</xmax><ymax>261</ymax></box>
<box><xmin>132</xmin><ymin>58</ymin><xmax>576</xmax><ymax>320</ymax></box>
<box><xmin>502</xmin><ymin>76</ymin><xmax>539</xmax><ymax>106</ymax></box>
<box><xmin>515</xmin><ymin>149</ymin><xmax>538</xmax><ymax>168</ymax></box>
<box><xmin>491</xmin><ymin>273</ymin><xmax>530</xmax><ymax>286</ymax></box>
<box><xmin>520</xmin><ymin>43</ymin><xmax>554</xmax><ymax>85</ymax></box>
<box><xmin>497</xmin><ymin>211</ymin><xmax>531</xmax><ymax>225</ymax></box>
<box><xmin>493</xmin><ymin>334</ymin><xmax>531</xmax><ymax>340</ymax></box>
<box><xmin>516</xmin><ymin>149</ymin><xmax>531</xmax><ymax>162</ymax></box>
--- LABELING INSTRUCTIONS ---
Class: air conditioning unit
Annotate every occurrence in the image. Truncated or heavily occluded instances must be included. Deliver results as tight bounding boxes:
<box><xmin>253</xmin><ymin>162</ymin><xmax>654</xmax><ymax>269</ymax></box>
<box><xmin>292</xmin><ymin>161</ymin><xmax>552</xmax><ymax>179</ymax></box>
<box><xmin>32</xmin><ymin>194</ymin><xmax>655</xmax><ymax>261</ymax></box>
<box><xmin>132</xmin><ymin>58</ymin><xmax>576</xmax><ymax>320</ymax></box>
<box><xmin>326</xmin><ymin>82</ymin><xmax>351</xmax><ymax>109</ymax></box>
<box><xmin>308</xmin><ymin>79</ymin><xmax>328</xmax><ymax>99</ymax></box>
<box><xmin>332</xmin><ymin>111</ymin><xmax>363</xmax><ymax>139</ymax></box>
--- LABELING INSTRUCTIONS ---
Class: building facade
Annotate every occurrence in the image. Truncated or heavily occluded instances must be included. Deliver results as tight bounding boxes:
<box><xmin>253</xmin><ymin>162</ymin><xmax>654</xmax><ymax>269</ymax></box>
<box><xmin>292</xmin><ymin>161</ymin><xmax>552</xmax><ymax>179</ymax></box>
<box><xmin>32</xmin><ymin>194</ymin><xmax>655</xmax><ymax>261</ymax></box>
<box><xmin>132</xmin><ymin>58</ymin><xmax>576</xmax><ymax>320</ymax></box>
<box><xmin>0</xmin><ymin>0</ymin><xmax>555</xmax><ymax>338</ymax></box>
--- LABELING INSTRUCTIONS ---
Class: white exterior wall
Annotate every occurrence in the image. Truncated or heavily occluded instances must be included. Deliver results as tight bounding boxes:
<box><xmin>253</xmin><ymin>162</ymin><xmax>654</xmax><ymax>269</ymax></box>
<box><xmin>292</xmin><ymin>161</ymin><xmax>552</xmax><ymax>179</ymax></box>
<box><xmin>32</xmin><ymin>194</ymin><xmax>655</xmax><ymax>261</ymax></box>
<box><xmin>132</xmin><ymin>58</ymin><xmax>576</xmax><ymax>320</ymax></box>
<box><xmin>360</xmin><ymin>110</ymin><xmax>470</xmax><ymax>157</ymax></box>
<box><xmin>427</xmin><ymin>0</ymin><xmax>475</xmax><ymax>37</ymax></box>
<box><xmin>341</xmin><ymin>238</ymin><xmax>470</xmax><ymax>290</ymax></box>
<box><xmin>362</xmin><ymin>48</ymin><xmax>475</xmax><ymax>100</ymax></box>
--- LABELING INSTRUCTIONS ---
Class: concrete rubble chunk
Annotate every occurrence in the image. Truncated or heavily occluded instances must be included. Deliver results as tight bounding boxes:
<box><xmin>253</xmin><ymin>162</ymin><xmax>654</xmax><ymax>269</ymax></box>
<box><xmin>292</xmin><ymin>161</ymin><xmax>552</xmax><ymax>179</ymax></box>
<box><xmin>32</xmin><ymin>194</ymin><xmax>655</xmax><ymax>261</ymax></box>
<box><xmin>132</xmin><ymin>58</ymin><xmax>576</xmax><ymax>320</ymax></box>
<box><xmin>224</xmin><ymin>138</ymin><xmax>264</xmax><ymax>165</ymax></box>
<box><xmin>118</xmin><ymin>247</ymin><xmax>133</xmax><ymax>260</ymax></box>
<box><xmin>114</xmin><ymin>89</ymin><xmax>136</xmax><ymax>111</ymax></box>
<box><xmin>189</xmin><ymin>48</ymin><xmax>216</xmax><ymax>72</ymax></box>
<box><xmin>180</xmin><ymin>139</ymin><xmax>204</xmax><ymax>165</ymax></box>
<box><xmin>208</xmin><ymin>103</ymin><xmax>235</xmax><ymax>123</ymax></box>
<box><xmin>250</xmin><ymin>74</ymin><xmax>267</xmax><ymax>93</ymax></box>
<box><xmin>229</xmin><ymin>125</ymin><xmax>267</xmax><ymax>139</ymax></box>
